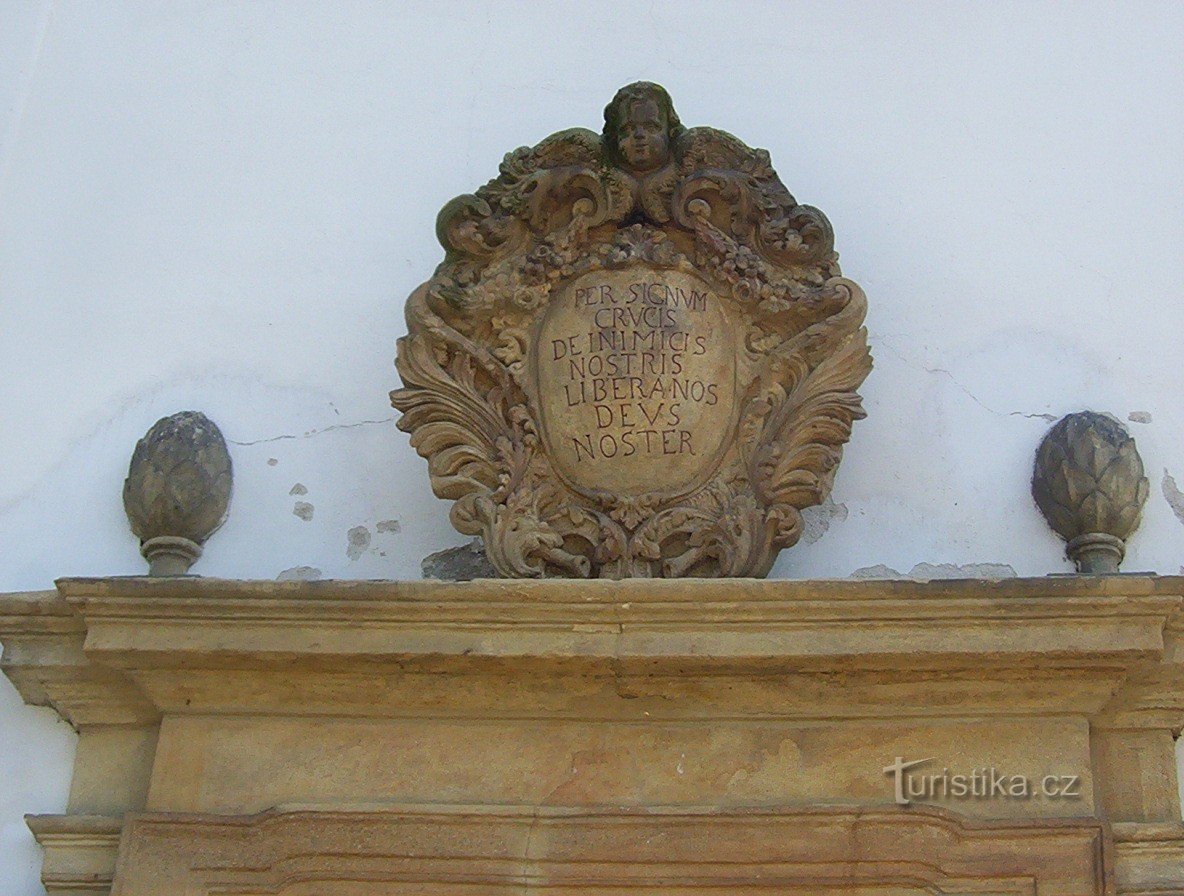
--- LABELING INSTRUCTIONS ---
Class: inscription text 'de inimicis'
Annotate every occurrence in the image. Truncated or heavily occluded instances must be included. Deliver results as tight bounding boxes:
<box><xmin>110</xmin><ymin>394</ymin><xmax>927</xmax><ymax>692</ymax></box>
<box><xmin>535</xmin><ymin>267</ymin><xmax>735</xmax><ymax>497</ymax></box>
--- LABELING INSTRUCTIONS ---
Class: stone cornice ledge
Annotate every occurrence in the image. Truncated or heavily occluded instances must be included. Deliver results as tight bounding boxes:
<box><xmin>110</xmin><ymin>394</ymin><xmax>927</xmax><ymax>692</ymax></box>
<box><xmin>111</xmin><ymin>803</ymin><xmax>1111</xmax><ymax>896</ymax></box>
<box><xmin>0</xmin><ymin>591</ymin><xmax>157</xmax><ymax>727</ymax></box>
<box><xmin>1</xmin><ymin>576</ymin><xmax>1180</xmax><ymax>723</ymax></box>
<box><xmin>25</xmin><ymin>814</ymin><xmax>123</xmax><ymax>896</ymax></box>
<box><xmin>1113</xmin><ymin>822</ymin><xmax>1184</xmax><ymax>895</ymax></box>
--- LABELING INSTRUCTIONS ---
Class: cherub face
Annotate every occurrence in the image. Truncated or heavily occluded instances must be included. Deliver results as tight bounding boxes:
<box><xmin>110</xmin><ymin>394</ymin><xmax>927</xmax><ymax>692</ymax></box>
<box><xmin>617</xmin><ymin>98</ymin><xmax>670</xmax><ymax>173</ymax></box>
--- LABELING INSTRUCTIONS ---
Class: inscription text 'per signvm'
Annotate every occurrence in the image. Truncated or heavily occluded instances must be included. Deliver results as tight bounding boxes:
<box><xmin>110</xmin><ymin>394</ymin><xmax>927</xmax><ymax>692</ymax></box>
<box><xmin>392</xmin><ymin>83</ymin><xmax>871</xmax><ymax>578</ymax></box>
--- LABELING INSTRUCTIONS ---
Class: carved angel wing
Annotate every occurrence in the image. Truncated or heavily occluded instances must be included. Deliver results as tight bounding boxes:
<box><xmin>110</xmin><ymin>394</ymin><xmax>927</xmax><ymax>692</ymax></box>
<box><xmin>678</xmin><ymin>127</ymin><xmax>770</xmax><ymax>177</ymax></box>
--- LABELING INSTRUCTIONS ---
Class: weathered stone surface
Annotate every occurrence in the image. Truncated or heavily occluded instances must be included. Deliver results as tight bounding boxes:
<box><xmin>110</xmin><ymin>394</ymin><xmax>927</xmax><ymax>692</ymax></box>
<box><xmin>1032</xmin><ymin>411</ymin><xmax>1149</xmax><ymax>573</ymax></box>
<box><xmin>391</xmin><ymin>83</ymin><xmax>871</xmax><ymax>578</ymax></box>
<box><xmin>122</xmin><ymin>411</ymin><xmax>232</xmax><ymax>575</ymax></box>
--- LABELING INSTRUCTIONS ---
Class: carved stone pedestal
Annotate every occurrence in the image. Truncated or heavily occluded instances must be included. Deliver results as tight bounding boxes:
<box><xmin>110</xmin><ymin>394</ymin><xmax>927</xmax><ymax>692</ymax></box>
<box><xmin>2</xmin><ymin>576</ymin><xmax>1182</xmax><ymax>895</ymax></box>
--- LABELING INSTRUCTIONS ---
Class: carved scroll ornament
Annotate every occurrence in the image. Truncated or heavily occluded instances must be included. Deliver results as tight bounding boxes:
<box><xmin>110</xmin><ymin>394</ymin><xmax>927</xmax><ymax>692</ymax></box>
<box><xmin>392</xmin><ymin>83</ymin><xmax>871</xmax><ymax>578</ymax></box>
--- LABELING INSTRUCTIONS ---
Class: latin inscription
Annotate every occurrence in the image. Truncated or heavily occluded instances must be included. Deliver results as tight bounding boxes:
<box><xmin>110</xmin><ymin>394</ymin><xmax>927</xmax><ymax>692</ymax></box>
<box><xmin>535</xmin><ymin>268</ymin><xmax>735</xmax><ymax>497</ymax></box>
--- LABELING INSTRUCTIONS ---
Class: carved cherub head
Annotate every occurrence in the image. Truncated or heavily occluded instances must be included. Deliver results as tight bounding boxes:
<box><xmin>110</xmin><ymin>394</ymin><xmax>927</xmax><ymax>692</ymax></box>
<box><xmin>603</xmin><ymin>81</ymin><xmax>684</xmax><ymax>174</ymax></box>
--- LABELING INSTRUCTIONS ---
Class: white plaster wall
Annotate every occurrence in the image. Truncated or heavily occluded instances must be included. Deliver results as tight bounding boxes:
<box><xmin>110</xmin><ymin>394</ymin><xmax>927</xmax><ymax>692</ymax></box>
<box><xmin>0</xmin><ymin>2</ymin><xmax>1181</xmax><ymax>892</ymax></box>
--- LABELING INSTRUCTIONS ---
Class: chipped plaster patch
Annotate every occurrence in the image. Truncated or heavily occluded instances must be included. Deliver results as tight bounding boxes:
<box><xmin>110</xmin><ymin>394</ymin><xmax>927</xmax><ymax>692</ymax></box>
<box><xmin>1162</xmin><ymin>470</ymin><xmax>1184</xmax><ymax>526</ymax></box>
<box><xmin>908</xmin><ymin>562</ymin><xmax>1016</xmax><ymax>581</ymax></box>
<box><xmin>800</xmin><ymin>496</ymin><xmax>849</xmax><ymax>545</ymax></box>
<box><xmin>851</xmin><ymin>562</ymin><xmax>1016</xmax><ymax>581</ymax></box>
<box><xmin>423</xmin><ymin>538</ymin><xmax>496</xmax><ymax>580</ymax></box>
<box><xmin>347</xmin><ymin>525</ymin><xmax>371</xmax><ymax>560</ymax></box>
<box><xmin>849</xmin><ymin>564</ymin><xmax>899</xmax><ymax>579</ymax></box>
<box><xmin>292</xmin><ymin>501</ymin><xmax>314</xmax><ymax>521</ymax></box>
<box><xmin>277</xmin><ymin>566</ymin><xmax>322</xmax><ymax>581</ymax></box>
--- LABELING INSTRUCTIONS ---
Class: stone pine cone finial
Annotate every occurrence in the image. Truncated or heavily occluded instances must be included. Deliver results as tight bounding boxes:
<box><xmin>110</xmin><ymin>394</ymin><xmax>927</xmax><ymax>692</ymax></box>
<box><xmin>1031</xmin><ymin>411</ymin><xmax>1148</xmax><ymax>573</ymax></box>
<box><xmin>123</xmin><ymin>411</ymin><xmax>232</xmax><ymax>575</ymax></box>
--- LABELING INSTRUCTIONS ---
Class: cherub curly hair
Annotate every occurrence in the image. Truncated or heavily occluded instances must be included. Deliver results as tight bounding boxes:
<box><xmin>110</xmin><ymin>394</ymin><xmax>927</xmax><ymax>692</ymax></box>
<box><xmin>602</xmin><ymin>81</ymin><xmax>685</xmax><ymax>165</ymax></box>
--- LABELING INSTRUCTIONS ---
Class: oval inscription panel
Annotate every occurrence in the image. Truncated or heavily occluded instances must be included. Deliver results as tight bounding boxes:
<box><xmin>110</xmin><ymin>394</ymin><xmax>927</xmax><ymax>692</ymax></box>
<box><xmin>533</xmin><ymin>267</ymin><xmax>737</xmax><ymax>498</ymax></box>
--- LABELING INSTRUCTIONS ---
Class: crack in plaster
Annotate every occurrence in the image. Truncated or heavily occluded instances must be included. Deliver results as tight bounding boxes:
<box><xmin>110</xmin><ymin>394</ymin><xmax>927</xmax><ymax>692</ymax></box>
<box><xmin>228</xmin><ymin>417</ymin><xmax>396</xmax><ymax>446</ymax></box>
<box><xmin>875</xmin><ymin>338</ymin><xmax>1055</xmax><ymax>421</ymax></box>
<box><xmin>0</xmin><ymin>1</ymin><xmax>54</xmax><ymax>202</ymax></box>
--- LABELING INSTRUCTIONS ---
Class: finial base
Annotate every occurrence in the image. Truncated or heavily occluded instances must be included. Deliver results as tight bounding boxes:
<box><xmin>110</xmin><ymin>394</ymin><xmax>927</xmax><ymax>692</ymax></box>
<box><xmin>1066</xmin><ymin>532</ymin><xmax>1125</xmax><ymax>574</ymax></box>
<box><xmin>141</xmin><ymin>536</ymin><xmax>203</xmax><ymax>576</ymax></box>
